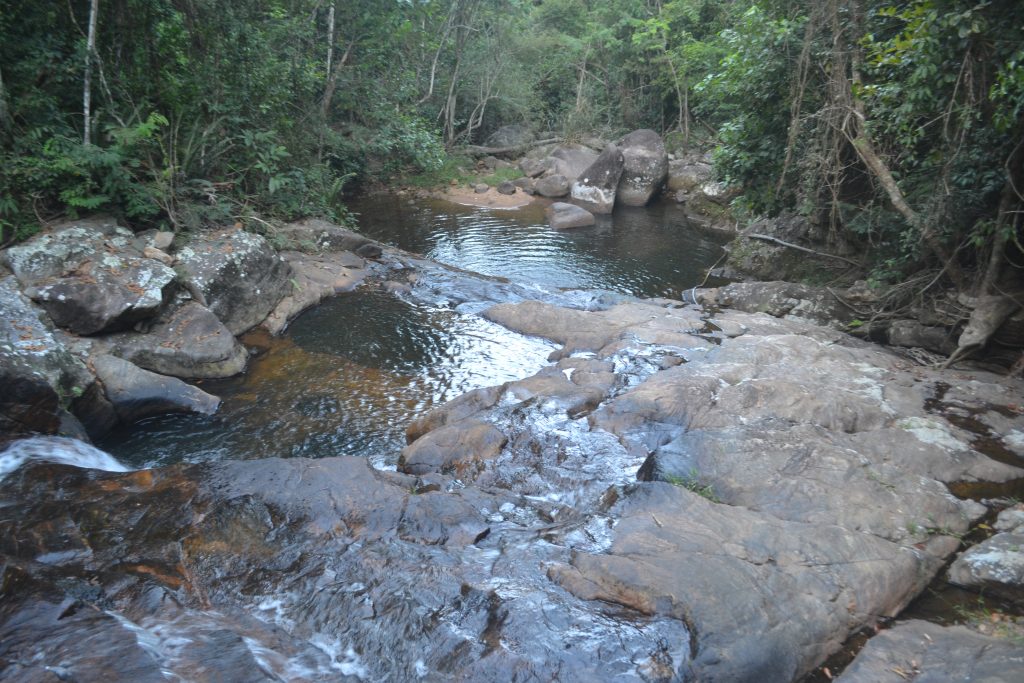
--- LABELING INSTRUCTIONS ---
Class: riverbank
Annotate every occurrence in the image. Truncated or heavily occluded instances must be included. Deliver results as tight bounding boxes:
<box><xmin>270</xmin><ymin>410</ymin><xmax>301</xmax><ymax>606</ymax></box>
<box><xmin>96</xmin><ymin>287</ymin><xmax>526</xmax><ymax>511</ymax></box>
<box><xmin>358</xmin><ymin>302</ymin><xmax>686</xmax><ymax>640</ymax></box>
<box><xmin>2</xmin><ymin>209</ymin><xmax>1024</xmax><ymax>681</ymax></box>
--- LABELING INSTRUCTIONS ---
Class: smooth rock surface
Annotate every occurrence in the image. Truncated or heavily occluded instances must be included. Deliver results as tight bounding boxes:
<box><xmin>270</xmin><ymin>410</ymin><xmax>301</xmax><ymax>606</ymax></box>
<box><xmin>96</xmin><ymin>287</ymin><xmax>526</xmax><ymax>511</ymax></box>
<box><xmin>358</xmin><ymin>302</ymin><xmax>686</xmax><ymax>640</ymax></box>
<box><xmin>176</xmin><ymin>228</ymin><xmax>291</xmax><ymax>335</ymax></box>
<box><xmin>262</xmin><ymin>250</ymin><xmax>367</xmax><ymax>335</ymax></box>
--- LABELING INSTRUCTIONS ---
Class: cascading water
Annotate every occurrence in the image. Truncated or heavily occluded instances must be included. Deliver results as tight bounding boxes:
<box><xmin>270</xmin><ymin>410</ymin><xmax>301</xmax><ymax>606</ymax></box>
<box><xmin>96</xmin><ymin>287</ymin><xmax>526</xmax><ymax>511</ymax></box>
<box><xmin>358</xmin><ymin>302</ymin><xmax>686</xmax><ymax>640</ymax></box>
<box><xmin>0</xmin><ymin>435</ymin><xmax>128</xmax><ymax>480</ymax></box>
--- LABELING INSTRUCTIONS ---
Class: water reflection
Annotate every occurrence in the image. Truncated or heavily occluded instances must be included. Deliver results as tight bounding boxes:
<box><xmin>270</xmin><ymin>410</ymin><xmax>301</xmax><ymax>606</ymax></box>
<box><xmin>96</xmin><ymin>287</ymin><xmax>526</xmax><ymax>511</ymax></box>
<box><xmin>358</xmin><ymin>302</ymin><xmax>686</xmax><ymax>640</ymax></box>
<box><xmin>349</xmin><ymin>195</ymin><xmax>727</xmax><ymax>298</ymax></box>
<box><xmin>101</xmin><ymin>290</ymin><xmax>556</xmax><ymax>469</ymax></box>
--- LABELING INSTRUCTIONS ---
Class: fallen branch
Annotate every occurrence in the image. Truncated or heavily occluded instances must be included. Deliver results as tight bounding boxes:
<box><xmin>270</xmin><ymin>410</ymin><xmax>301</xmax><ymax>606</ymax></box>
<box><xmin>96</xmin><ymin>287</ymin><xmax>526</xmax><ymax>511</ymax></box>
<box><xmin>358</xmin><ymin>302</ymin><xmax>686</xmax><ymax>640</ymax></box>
<box><xmin>745</xmin><ymin>233</ymin><xmax>862</xmax><ymax>267</ymax></box>
<box><xmin>457</xmin><ymin>137</ymin><xmax>561</xmax><ymax>158</ymax></box>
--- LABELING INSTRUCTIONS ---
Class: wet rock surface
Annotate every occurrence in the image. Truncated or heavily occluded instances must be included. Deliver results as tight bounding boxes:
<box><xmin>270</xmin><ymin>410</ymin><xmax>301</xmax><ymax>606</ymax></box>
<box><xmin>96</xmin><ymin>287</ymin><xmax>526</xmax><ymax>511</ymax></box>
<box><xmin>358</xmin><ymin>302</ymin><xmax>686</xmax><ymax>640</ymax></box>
<box><xmin>545</xmin><ymin>201</ymin><xmax>596</xmax><ymax>230</ymax></box>
<box><xmin>4</xmin><ymin>211</ymin><xmax>1024</xmax><ymax>680</ymax></box>
<box><xmin>262</xmin><ymin>251</ymin><xmax>368</xmax><ymax>335</ymax></box>
<box><xmin>836</xmin><ymin>620</ymin><xmax>1024</xmax><ymax>682</ymax></box>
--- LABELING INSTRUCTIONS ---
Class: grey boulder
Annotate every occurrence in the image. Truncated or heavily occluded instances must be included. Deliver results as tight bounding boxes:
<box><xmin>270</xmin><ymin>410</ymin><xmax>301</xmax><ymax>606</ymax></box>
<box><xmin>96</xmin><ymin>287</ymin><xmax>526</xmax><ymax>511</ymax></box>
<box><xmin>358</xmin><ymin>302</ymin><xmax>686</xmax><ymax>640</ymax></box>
<box><xmin>570</xmin><ymin>144</ymin><xmax>624</xmax><ymax>214</ymax></box>
<box><xmin>534</xmin><ymin>174</ymin><xmax>571</xmax><ymax>198</ymax></box>
<box><xmin>616</xmin><ymin>129</ymin><xmax>668</xmax><ymax>206</ymax></box>
<box><xmin>4</xmin><ymin>220</ymin><xmax>176</xmax><ymax>335</ymax></box>
<box><xmin>103</xmin><ymin>302</ymin><xmax>248</xmax><ymax>379</ymax></box>
<box><xmin>92</xmin><ymin>354</ymin><xmax>219</xmax><ymax>424</ymax></box>
<box><xmin>176</xmin><ymin>229</ymin><xmax>291</xmax><ymax>335</ymax></box>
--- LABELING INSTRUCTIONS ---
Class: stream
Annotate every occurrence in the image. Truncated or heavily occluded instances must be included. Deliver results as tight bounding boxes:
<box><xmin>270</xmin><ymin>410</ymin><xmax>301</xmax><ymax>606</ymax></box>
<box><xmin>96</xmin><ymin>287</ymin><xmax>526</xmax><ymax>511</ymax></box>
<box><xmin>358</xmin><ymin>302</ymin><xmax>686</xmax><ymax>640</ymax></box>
<box><xmin>99</xmin><ymin>196</ymin><xmax>728</xmax><ymax>469</ymax></box>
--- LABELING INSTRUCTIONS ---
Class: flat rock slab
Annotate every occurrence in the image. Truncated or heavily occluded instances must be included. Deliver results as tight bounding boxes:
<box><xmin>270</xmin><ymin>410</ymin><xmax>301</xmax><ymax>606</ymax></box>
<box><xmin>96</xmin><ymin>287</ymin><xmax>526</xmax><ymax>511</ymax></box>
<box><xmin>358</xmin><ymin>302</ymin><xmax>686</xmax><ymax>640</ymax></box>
<box><xmin>3</xmin><ymin>220</ymin><xmax>176</xmax><ymax>335</ymax></box>
<box><xmin>103</xmin><ymin>301</ymin><xmax>248</xmax><ymax>378</ymax></box>
<box><xmin>92</xmin><ymin>354</ymin><xmax>219</xmax><ymax>423</ymax></box>
<box><xmin>176</xmin><ymin>228</ymin><xmax>291</xmax><ymax>335</ymax></box>
<box><xmin>549</xmin><ymin>482</ymin><xmax>944</xmax><ymax>682</ymax></box>
<box><xmin>262</xmin><ymin>250</ymin><xmax>367</xmax><ymax>335</ymax></box>
<box><xmin>278</xmin><ymin>218</ymin><xmax>381</xmax><ymax>254</ymax></box>
<box><xmin>836</xmin><ymin>620</ymin><xmax>1024</xmax><ymax>682</ymax></box>
<box><xmin>546</xmin><ymin>202</ymin><xmax>595</xmax><ymax>230</ymax></box>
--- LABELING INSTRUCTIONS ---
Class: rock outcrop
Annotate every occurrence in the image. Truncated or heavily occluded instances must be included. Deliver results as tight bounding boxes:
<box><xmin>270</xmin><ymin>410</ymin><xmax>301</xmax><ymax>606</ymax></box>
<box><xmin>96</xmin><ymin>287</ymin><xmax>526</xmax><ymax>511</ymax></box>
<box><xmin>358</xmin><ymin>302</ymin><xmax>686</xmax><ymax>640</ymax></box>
<box><xmin>948</xmin><ymin>504</ymin><xmax>1024</xmax><ymax>601</ymax></box>
<box><xmin>836</xmin><ymin>620</ymin><xmax>1024</xmax><ymax>682</ymax></box>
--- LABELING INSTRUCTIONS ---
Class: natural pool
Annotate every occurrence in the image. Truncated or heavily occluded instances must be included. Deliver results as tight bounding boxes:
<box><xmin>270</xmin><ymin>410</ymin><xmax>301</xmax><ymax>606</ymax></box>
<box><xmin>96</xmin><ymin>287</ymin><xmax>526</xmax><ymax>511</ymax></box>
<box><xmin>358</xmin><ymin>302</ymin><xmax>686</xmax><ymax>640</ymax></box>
<box><xmin>101</xmin><ymin>196</ymin><xmax>728</xmax><ymax>467</ymax></box>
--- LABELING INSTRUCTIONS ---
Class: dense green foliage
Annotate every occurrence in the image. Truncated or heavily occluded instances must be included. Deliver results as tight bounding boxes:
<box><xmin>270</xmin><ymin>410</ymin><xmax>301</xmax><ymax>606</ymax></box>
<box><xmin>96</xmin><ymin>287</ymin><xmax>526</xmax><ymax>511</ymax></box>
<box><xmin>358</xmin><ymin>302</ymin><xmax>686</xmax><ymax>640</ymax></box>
<box><xmin>1</xmin><ymin>0</ymin><xmax>1022</xmax><ymax>295</ymax></box>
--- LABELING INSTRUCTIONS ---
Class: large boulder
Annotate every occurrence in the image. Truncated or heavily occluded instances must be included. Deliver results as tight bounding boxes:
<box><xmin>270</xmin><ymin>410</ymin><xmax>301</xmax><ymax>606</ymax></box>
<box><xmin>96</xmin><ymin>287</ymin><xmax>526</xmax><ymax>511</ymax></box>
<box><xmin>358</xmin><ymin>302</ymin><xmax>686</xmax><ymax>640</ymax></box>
<box><xmin>175</xmin><ymin>228</ymin><xmax>291</xmax><ymax>335</ymax></box>
<box><xmin>545</xmin><ymin>202</ymin><xmax>596</xmax><ymax>230</ymax></box>
<box><xmin>2</xmin><ymin>219</ymin><xmax>176</xmax><ymax>335</ymax></box>
<box><xmin>570</xmin><ymin>144</ymin><xmax>624</xmax><ymax>214</ymax></box>
<box><xmin>534</xmin><ymin>174</ymin><xmax>571</xmax><ymax>198</ymax></box>
<box><xmin>484</xmin><ymin>124</ymin><xmax>534</xmax><ymax>149</ymax></box>
<box><xmin>102</xmin><ymin>301</ymin><xmax>249</xmax><ymax>379</ymax></box>
<box><xmin>518</xmin><ymin>157</ymin><xmax>553</xmax><ymax>178</ymax></box>
<box><xmin>0</xmin><ymin>277</ymin><xmax>95</xmax><ymax>436</ymax></box>
<box><xmin>666</xmin><ymin>158</ymin><xmax>713</xmax><ymax>192</ymax></box>
<box><xmin>91</xmin><ymin>354</ymin><xmax>220</xmax><ymax>424</ymax></box>
<box><xmin>615</xmin><ymin>129</ymin><xmax>668</xmax><ymax>206</ymax></box>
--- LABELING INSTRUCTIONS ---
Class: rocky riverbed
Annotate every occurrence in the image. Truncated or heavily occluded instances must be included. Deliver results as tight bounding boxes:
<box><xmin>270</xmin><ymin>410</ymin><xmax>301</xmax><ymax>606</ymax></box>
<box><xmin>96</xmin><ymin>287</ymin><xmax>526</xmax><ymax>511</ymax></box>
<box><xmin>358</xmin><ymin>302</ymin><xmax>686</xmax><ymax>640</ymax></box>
<box><xmin>2</xmin><ymin>213</ymin><xmax>1024</xmax><ymax>681</ymax></box>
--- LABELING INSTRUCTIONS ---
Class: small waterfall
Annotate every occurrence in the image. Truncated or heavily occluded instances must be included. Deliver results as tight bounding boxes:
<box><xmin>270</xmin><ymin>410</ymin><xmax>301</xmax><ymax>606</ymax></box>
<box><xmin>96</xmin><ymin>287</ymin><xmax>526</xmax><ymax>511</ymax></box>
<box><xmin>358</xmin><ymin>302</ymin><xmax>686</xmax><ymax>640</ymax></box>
<box><xmin>0</xmin><ymin>436</ymin><xmax>129</xmax><ymax>480</ymax></box>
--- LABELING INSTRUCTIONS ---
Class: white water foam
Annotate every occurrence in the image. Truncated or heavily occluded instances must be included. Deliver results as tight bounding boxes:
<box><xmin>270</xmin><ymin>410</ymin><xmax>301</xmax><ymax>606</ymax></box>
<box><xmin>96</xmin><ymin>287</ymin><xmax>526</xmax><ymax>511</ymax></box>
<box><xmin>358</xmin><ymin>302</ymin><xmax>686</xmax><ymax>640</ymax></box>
<box><xmin>0</xmin><ymin>436</ymin><xmax>129</xmax><ymax>481</ymax></box>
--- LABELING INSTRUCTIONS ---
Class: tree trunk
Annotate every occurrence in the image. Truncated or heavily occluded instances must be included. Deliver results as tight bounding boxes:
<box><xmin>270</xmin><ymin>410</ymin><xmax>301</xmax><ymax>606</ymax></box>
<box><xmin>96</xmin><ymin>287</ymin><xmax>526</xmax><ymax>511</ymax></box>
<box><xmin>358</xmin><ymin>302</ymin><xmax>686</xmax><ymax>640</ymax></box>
<box><xmin>83</xmin><ymin>0</ymin><xmax>99</xmax><ymax>145</ymax></box>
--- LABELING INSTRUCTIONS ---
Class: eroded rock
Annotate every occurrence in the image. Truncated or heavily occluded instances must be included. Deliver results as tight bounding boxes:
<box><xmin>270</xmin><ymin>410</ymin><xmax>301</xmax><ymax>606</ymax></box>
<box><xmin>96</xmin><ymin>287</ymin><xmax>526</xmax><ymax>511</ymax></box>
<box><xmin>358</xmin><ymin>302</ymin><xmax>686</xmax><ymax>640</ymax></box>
<box><xmin>262</xmin><ymin>250</ymin><xmax>368</xmax><ymax>335</ymax></box>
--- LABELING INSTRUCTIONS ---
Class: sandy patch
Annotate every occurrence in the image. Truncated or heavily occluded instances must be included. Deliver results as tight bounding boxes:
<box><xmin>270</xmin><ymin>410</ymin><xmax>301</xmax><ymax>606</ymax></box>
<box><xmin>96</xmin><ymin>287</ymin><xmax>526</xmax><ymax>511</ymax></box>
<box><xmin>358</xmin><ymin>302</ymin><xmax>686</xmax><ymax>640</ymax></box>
<box><xmin>433</xmin><ymin>185</ymin><xmax>536</xmax><ymax>209</ymax></box>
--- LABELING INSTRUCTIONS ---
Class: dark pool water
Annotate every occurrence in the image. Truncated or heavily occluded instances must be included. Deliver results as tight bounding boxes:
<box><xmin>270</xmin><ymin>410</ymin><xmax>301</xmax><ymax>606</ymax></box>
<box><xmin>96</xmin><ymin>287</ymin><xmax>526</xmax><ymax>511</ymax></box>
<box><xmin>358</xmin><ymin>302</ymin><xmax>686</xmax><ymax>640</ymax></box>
<box><xmin>348</xmin><ymin>195</ymin><xmax>728</xmax><ymax>299</ymax></box>
<box><xmin>101</xmin><ymin>195</ymin><xmax>726</xmax><ymax>467</ymax></box>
